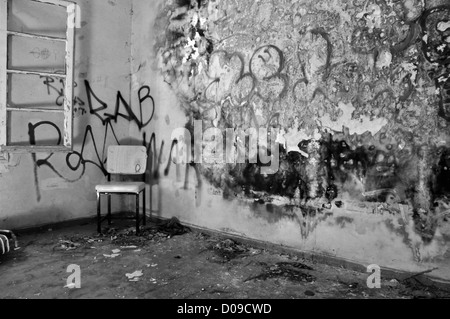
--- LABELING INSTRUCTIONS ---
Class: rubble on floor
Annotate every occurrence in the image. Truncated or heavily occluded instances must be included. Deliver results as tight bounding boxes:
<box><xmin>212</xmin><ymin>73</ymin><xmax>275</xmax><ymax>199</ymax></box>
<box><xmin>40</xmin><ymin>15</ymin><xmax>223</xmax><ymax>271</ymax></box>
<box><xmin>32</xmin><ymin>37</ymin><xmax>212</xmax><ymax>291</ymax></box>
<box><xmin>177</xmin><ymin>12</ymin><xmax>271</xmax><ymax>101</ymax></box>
<box><xmin>202</xmin><ymin>237</ymin><xmax>263</xmax><ymax>263</ymax></box>
<box><xmin>2</xmin><ymin>222</ymin><xmax>450</xmax><ymax>299</ymax></box>
<box><xmin>244</xmin><ymin>262</ymin><xmax>316</xmax><ymax>283</ymax></box>
<box><xmin>211</xmin><ymin>238</ymin><xmax>248</xmax><ymax>262</ymax></box>
<box><xmin>399</xmin><ymin>275</ymin><xmax>450</xmax><ymax>299</ymax></box>
<box><xmin>56</xmin><ymin>217</ymin><xmax>192</xmax><ymax>248</ymax></box>
<box><xmin>109</xmin><ymin>217</ymin><xmax>191</xmax><ymax>246</ymax></box>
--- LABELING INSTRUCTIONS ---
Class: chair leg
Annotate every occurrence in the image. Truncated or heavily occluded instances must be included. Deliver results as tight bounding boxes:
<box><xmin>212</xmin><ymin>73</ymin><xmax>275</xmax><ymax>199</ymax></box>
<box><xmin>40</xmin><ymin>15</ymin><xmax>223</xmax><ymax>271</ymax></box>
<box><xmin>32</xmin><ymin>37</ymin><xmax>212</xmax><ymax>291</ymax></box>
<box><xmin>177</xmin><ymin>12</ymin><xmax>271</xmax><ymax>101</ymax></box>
<box><xmin>97</xmin><ymin>192</ymin><xmax>101</xmax><ymax>233</ymax></box>
<box><xmin>135</xmin><ymin>194</ymin><xmax>140</xmax><ymax>235</ymax></box>
<box><xmin>143</xmin><ymin>189</ymin><xmax>146</xmax><ymax>226</ymax></box>
<box><xmin>149</xmin><ymin>184</ymin><xmax>152</xmax><ymax>218</ymax></box>
<box><xmin>107</xmin><ymin>194</ymin><xmax>112</xmax><ymax>225</ymax></box>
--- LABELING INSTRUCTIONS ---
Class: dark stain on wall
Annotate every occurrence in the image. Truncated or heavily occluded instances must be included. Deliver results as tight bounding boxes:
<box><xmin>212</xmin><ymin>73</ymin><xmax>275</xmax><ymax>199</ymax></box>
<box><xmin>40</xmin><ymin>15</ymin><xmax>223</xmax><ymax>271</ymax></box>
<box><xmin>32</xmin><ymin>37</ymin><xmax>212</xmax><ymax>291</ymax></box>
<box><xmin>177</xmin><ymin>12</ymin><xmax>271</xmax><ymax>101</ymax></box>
<box><xmin>154</xmin><ymin>0</ymin><xmax>450</xmax><ymax>244</ymax></box>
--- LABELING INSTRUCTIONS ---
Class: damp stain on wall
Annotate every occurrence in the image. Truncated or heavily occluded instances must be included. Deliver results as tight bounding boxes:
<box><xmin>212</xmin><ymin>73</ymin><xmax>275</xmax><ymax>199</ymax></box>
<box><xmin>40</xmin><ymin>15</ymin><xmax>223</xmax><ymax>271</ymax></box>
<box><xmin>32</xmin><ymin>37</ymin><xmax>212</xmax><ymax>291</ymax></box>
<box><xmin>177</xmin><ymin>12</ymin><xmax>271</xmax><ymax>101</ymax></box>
<box><xmin>153</xmin><ymin>0</ymin><xmax>450</xmax><ymax>245</ymax></box>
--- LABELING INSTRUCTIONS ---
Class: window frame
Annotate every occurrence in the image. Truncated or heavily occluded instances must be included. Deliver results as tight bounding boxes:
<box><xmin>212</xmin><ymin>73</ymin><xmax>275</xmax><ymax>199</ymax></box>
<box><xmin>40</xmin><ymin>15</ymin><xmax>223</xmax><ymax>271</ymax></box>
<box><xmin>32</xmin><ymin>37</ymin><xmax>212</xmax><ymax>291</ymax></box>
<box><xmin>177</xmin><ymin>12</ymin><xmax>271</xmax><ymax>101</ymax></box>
<box><xmin>0</xmin><ymin>0</ymin><xmax>76</xmax><ymax>153</ymax></box>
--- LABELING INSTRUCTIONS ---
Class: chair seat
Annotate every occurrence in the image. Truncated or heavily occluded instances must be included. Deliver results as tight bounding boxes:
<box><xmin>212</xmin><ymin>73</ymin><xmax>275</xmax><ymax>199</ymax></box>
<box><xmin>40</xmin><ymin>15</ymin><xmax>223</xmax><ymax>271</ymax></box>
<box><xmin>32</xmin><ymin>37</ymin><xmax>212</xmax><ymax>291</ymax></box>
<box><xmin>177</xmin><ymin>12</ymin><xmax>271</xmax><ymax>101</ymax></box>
<box><xmin>96</xmin><ymin>182</ymin><xmax>145</xmax><ymax>194</ymax></box>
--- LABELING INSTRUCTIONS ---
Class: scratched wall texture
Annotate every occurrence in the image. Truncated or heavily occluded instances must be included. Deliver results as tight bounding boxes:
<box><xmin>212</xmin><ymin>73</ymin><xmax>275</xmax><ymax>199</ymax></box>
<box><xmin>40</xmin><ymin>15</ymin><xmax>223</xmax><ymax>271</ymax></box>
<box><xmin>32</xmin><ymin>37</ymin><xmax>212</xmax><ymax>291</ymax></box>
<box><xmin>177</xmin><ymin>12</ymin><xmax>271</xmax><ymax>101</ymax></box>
<box><xmin>151</xmin><ymin>0</ymin><xmax>450</xmax><ymax>257</ymax></box>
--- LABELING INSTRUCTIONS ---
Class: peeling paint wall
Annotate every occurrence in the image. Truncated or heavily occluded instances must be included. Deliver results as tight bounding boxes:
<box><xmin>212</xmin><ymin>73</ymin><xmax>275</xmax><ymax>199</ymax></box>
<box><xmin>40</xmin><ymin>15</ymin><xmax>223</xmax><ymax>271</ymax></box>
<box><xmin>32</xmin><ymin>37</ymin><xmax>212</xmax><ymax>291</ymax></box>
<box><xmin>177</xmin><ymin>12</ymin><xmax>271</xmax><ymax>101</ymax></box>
<box><xmin>132</xmin><ymin>0</ymin><xmax>450</xmax><ymax>279</ymax></box>
<box><xmin>0</xmin><ymin>0</ymin><xmax>448</xmax><ymax>280</ymax></box>
<box><xmin>0</xmin><ymin>0</ymin><xmax>134</xmax><ymax>228</ymax></box>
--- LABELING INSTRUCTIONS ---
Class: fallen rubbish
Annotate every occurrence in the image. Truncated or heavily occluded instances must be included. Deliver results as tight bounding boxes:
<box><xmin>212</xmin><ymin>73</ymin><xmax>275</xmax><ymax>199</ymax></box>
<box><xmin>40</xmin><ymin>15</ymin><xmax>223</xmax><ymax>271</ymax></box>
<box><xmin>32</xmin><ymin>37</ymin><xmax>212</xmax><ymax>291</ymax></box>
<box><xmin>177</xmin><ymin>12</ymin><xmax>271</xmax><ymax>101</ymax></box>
<box><xmin>348</xmin><ymin>282</ymin><xmax>359</xmax><ymax>289</ymax></box>
<box><xmin>57</xmin><ymin>240</ymin><xmax>81</xmax><ymax>251</ymax></box>
<box><xmin>304</xmin><ymin>290</ymin><xmax>315</xmax><ymax>296</ymax></box>
<box><xmin>64</xmin><ymin>283</ymin><xmax>77</xmax><ymax>289</ymax></box>
<box><xmin>120</xmin><ymin>246</ymin><xmax>138</xmax><ymax>249</ymax></box>
<box><xmin>156</xmin><ymin>217</ymin><xmax>191</xmax><ymax>236</ymax></box>
<box><xmin>126</xmin><ymin>270</ymin><xmax>143</xmax><ymax>281</ymax></box>
<box><xmin>244</xmin><ymin>262</ymin><xmax>315</xmax><ymax>283</ymax></box>
<box><xmin>386</xmin><ymin>279</ymin><xmax>399</xmax><ymax>288</ymax></box>
<box><xmin>210</xmin><ymin>238</ymin><xmax>248</xmax><ymax>261</ymax></box>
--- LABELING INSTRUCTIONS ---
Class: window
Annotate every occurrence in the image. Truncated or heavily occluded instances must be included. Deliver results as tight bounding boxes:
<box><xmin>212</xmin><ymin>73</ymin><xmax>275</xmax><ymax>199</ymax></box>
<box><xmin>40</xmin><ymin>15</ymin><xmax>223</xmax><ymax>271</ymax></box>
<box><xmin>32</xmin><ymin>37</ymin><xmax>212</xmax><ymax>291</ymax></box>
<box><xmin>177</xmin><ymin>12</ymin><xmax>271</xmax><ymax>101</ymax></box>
<box><xmin>0</xmin><ymin>0</ymin><xmax>76</xmax><ymax>153</ymax></box>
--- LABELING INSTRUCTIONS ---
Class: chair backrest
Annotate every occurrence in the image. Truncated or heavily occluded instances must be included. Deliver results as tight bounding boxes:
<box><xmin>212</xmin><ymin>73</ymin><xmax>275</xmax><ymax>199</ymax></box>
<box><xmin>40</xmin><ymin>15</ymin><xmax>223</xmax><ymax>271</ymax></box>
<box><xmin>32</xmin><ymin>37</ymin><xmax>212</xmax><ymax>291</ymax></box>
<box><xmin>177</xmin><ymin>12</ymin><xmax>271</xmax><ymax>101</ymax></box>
<box><xmin>107</xmin><ymin>145</ymin><xmax>147</xmax><ymax>175</ymax></box>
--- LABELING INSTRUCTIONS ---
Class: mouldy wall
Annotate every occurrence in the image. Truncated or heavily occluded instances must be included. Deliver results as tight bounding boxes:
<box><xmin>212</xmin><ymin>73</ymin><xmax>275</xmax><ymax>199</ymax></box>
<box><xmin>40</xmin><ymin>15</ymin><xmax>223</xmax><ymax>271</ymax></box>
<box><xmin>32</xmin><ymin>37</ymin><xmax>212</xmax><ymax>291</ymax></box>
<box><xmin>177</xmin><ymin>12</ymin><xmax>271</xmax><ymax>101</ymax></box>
<box><xmin>131</xmin><ymin>0</ymin><xmax>450</xmax><ymax>280</ymax></box>
<box><xmin>0</xmin><ymin>0</ymin><xmax>134</xmax><ymax>229</ymax></box>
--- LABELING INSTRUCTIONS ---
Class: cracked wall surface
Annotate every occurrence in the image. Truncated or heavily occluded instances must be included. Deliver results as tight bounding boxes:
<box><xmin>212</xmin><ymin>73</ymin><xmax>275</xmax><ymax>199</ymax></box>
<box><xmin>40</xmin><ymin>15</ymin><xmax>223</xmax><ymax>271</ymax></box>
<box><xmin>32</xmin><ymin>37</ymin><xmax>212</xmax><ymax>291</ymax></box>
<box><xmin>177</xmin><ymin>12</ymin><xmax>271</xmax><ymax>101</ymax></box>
<box><xmin>152</xmin><ymin>0</ymin><xmax>450</xmax><ymax>256</ymax></box>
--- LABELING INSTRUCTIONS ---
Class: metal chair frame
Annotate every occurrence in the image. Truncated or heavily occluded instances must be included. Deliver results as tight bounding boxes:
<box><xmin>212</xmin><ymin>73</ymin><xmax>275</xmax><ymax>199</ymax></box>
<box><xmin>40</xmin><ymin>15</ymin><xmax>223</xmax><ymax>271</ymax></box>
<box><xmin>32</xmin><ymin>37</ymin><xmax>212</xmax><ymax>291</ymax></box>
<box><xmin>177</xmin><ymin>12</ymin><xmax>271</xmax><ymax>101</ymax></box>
<box><xmin>96</xmin><ymin>146</ymin><xmax>147</xmax><ymax>234</ymax></box>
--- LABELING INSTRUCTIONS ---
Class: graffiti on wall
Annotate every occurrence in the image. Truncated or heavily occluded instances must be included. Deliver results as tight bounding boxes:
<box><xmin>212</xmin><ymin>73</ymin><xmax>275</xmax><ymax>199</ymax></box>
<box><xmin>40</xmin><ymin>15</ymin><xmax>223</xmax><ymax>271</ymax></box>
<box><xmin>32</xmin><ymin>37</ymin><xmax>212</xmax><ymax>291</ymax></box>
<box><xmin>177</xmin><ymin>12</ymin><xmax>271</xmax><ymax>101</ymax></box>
<box><xmin>153</xmin><ymin>0</ymin><xmax>450</xmax><ymax>250</ymax></box>
<box><xmin>40</xmin><ymin>76</ymin><xmax>87</xmax><ymax>117</ymax></box>
<box><xmin>29</xmin><ymin>78</ymin><xmax>201</xmax><ymax>204</ymax></box>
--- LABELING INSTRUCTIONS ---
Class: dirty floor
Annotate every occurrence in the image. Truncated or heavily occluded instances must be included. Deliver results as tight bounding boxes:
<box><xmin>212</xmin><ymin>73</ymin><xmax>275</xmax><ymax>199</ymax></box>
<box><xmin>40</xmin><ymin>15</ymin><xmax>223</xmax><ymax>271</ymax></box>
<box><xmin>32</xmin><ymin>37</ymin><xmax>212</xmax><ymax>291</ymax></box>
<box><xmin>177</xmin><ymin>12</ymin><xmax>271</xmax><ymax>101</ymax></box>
<box><xmin>1</xmin><ymin>219</ymin><xmax>449</xmax><ymax>299</ymax></box>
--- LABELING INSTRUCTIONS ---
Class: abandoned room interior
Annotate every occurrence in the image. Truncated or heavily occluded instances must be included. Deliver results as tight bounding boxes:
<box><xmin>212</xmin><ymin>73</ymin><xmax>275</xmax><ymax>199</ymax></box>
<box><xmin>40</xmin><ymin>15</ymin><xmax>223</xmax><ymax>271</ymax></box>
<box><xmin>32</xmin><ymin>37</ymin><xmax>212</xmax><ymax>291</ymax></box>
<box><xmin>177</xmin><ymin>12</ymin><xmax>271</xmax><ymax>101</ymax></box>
<box><xmin>0</xmin><ymin>0</ymin><xmax>450</xmax><ymax>300</ymax></box>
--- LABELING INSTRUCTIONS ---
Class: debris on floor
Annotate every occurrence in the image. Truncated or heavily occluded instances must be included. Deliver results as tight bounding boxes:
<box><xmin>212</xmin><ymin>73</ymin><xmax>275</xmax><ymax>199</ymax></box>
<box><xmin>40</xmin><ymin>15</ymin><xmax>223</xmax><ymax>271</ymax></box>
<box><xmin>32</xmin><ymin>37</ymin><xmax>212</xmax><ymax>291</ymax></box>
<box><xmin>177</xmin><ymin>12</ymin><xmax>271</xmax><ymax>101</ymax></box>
<box><xmin>244</xmin><ymin>262</ymin><xmax>316</xmax><ymax>283</ymax></box>
<box><xmin>386</xmin><ymin>279</ymin><xmax>399</xmax><ymax>288</ymax></box>
<box><xmin>196</xmin><ymin>232</ymin><xmax>211</xmax><ymax>240</ymax></box>
<box><xmin>209</xmin><ymin>238</ymin><xmax>248</xmax><ymax>262</ymax></box>
<box><xmin>102</xmin><ymin>217</ymin><xmax>191</xmax><ymax>246</ymax></box>
<box><xmin>248</xmin><ymin>247</ymin><xmax>262</xmax><ymax>256</ymax></box>
<box><xmin>2</xmin><ymin>222</ymin><xmax>449</xmax><ymax>299</ymax></box>
<box><xmin>155</xmin><ymin>217</ymin><xmax>191</xmax><ymax>237</ymax></box>
<box><xmin>126</xmin><ymin>270</ymin><xmax>143</xmax><ymax>282</ymax></box>
<box><xmin>304</xmin><ymin>290</ymin><xmax>315</xmax><ymax>296</ymax></box>
<box><xmin>120</xmin><ymin>245</ymin><xmax>138</xmax><ymax>250</ymax></box>
<box><xmin>54</xmin><ymin>235</ymin><xmax>103</xmax><ymax>251</ymax></box>
<box><xmin>55</xmin><ymin>240</ymin><xmax>81</xmax><ymax>251</ymax></box>
<box><xmin>399</xmin><ymin>275</ymin><xmax>450</xmax><ymax>299</ymax></box>
<box><xmin>64</xmin><ymin>283</ymin><xmax>77</xmax><ymax>289</ymax></box>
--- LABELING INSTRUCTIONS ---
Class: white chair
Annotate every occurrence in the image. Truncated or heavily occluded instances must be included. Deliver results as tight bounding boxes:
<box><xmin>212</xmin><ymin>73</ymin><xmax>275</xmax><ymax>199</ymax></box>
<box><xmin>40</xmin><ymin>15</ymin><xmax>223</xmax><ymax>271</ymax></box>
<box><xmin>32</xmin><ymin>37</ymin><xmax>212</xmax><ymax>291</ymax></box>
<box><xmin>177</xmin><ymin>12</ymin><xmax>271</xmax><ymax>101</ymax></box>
<box><xmin>95</xmin><ymin>145</ymin><xmax>147</xmax><ymax>234</ymax></box>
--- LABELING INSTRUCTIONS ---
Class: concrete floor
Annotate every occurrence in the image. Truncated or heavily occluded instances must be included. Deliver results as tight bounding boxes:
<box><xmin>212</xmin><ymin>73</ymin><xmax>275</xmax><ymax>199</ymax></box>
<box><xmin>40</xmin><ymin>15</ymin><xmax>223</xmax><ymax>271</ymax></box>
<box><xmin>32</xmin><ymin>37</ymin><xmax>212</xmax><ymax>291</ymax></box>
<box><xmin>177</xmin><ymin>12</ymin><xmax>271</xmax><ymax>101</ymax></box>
<box><xmin>0</xmin><ymin>219</ymin><xmax>449</xmax><ymax>299</ymax></box>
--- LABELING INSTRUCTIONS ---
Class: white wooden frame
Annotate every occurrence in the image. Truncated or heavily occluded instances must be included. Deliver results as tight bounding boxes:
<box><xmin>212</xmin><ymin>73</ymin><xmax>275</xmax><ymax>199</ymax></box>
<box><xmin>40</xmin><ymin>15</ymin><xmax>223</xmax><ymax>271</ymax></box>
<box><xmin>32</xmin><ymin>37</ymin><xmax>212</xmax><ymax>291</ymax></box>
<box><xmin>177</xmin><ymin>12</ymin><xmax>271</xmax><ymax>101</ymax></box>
<box><xmin>0</xmin><ymin>0</ymin><xmax>76</xmax><ymax>153</ymax></box>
